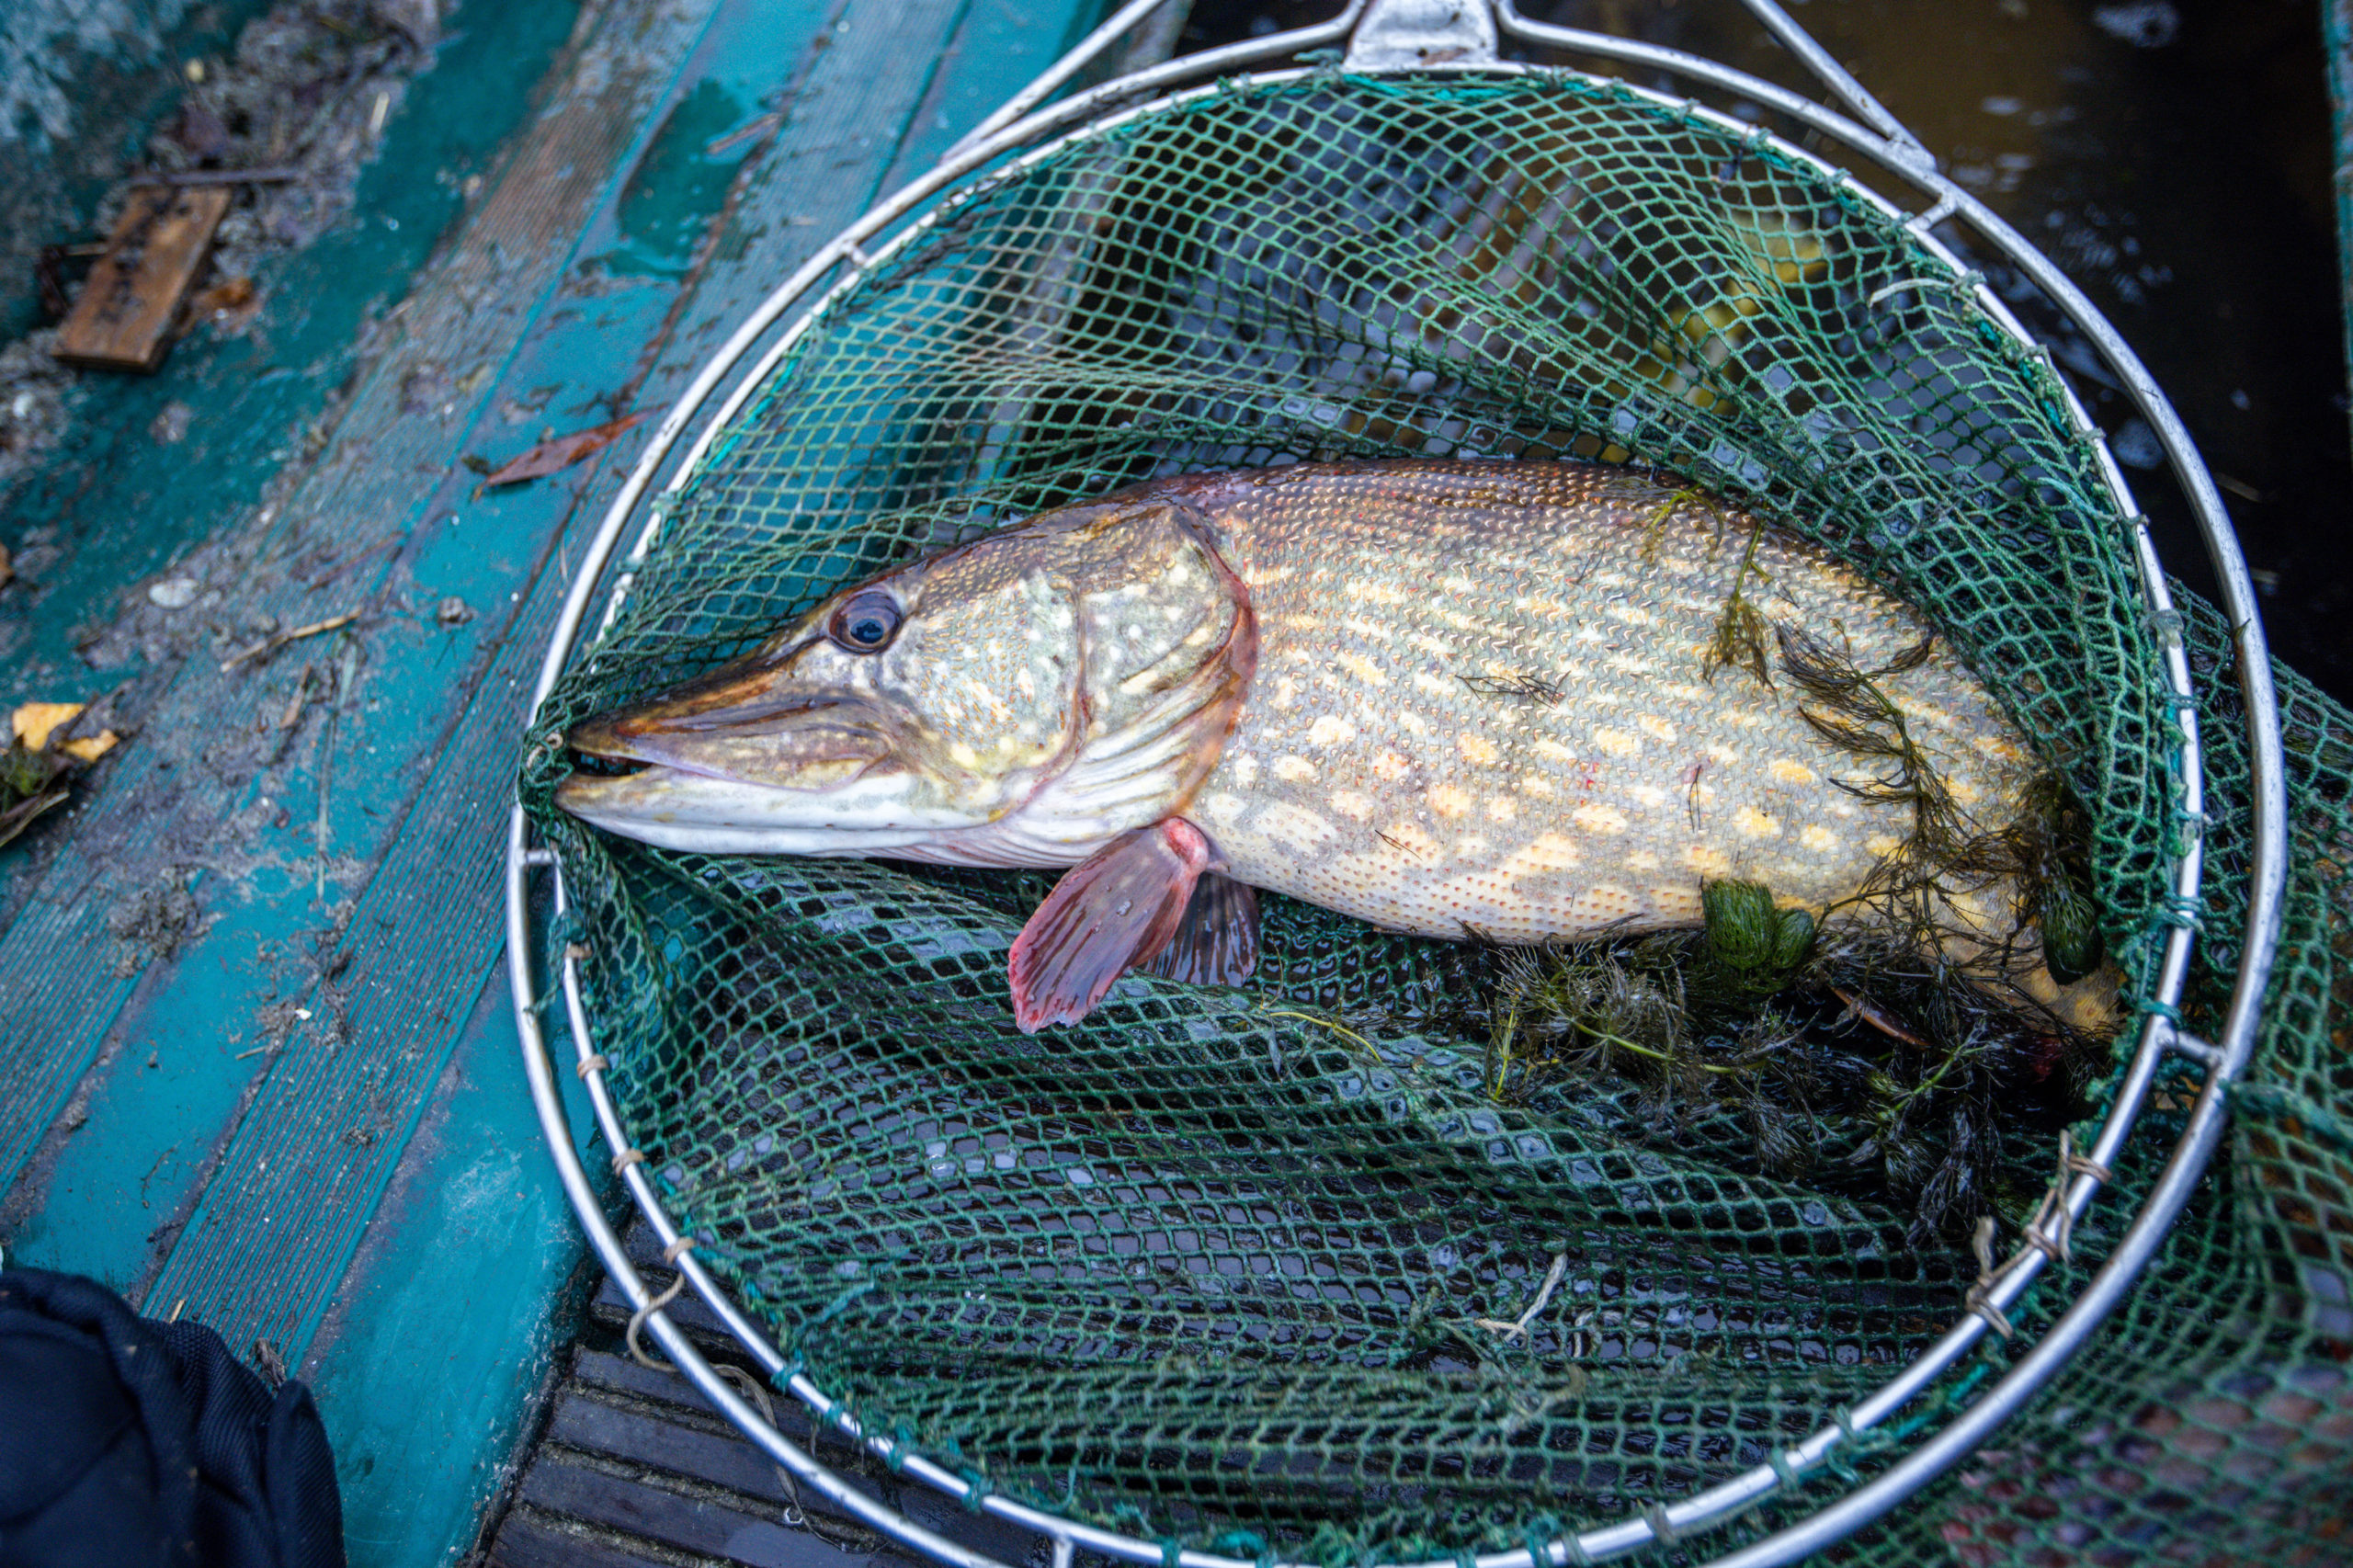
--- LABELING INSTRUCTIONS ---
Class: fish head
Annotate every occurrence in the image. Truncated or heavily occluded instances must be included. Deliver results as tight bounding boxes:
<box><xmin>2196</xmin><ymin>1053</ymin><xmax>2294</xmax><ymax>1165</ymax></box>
<box><xmin>555</xmin><ymin>495</ymin><xmax>1256</xmax><ymax>863</ymax></box>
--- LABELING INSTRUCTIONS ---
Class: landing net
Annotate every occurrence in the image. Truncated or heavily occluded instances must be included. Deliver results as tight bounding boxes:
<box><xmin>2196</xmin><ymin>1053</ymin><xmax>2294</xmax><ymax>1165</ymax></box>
<box><xmin>518</xmin><ymin>72</ymin><xmax>2344</xmax><ymax>1563</ymax></box>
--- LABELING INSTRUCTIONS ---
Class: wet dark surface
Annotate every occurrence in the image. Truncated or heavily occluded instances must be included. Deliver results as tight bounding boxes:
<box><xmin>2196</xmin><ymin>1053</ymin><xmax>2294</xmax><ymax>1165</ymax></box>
<box><xmin>1186</xmin><ymin>0</ymin><xmax>2353</xmax><ymax>703</ymax></box>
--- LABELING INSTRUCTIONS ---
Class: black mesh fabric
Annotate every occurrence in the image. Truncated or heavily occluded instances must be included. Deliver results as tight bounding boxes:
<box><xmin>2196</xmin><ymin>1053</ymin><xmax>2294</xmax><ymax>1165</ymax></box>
<box><xmin>0</xmin><ymin>1267</ymin><xmax>346</xmax><ymax>1568</ymax></box>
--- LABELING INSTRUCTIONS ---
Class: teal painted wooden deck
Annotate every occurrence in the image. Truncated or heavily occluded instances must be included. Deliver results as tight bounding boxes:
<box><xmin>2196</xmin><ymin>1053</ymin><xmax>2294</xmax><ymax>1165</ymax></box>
<box><xmin>0</xmin><ymin>0</ymin><xmax>1106</xmax><ymax>1561</ymax></box>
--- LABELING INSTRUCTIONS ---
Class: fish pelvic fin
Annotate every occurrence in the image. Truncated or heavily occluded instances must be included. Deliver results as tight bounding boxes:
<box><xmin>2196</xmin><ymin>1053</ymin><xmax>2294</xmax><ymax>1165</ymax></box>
<box><xmin>1142</xmin><ymin>871</ymin><xmax>1259</xmax><ymax>988</ymax></box>
<box><xmin>1008</xmin><ymin>819</ymin><xmax>1256</xmax><ymax>1031</ymax></box>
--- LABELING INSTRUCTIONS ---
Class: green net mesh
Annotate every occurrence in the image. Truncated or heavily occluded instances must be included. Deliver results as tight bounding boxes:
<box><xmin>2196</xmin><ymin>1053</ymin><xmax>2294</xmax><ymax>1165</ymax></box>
<box><xmin>518</xmin><ymin>72</ymin><xmax>2350</xmax><ymax>1563</ymax></box>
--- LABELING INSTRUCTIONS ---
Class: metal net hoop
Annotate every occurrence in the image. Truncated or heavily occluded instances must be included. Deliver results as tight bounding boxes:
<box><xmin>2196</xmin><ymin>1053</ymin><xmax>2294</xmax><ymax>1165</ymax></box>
<box><xmin>506</xmin><ymin>14</ymin><xmax>2286</xmax><ymax>1568</ymax></box>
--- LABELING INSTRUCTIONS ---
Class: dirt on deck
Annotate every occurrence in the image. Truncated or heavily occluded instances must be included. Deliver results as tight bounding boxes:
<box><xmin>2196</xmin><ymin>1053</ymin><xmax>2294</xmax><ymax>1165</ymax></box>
<box><xmin>1</xmin><ymin>0</ymin><xmax>442</xmax><ymax>491</ymax></box>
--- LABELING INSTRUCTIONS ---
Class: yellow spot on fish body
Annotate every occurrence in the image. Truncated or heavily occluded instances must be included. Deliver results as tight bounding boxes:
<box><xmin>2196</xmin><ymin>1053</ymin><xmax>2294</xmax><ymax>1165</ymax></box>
<box><xmin>1800</xmin><ymin>824</ymin><xmax>1841</xmax><ymax>853</ymax></box>
<box><xmin>1347</xmin><ymin>579</ymin><xmax>1405</xmax><ymax>605</ymax></box>
<box><xmin>1705</xmin><ymin>744</ymin><xmax>1740</xmax><ymax>766</ymax></box>
<box><xmin>1308</xmin><ymin>714</ymin><xmax>1357</xmax><ymax>746</ymax></box>
<box><xmin>1532</xmin><ymin>738</ymin><xmax>1580</xmax><ymax>766</ymax></box>
<box><xmin>1866</xmin><ymin>832</ymin><xmax>1904</xmax><ymax>857</ymax></box>
<box><xmin>1330</xmin><ymin>790</ymin><xmax>1373</xmax><ymax>821</ymax></box>
<box><xmin>1628</xmin><ymin>850</ymin><xmax>1660</xmax><ymax>870</ymax></box>
<box><xmin>1518</xmin><ymin>775</ymin><xmax>1555</xmax><ymax>798</ymax></box>
<box><xmin>1458</xmin><ymin>733</ymin><xmax>1499</xmax><ymax>766</ymax></box>
<box><xmin>1199</xmin><ymin>790</ymin><xmax>1245</xmax><ymax>823</ymax></box>
<box><xmin>949</xmin><ymin>741</ymin><xmax>981</xmax><ymax>767</ymax></box>
<box><xmin>1370</xmin><ymin>750</ymin><xmax>1411</xmax><ymax>782</ymax></box>
<box><xmin>1273</xmin><ymin>755</ymin><xmax>1317</xmax><ymax>782</ymax></box>
<box><xmin>1573</xmin><ymin>802</ymin><xmax>1628</xmax><ymax>835</ymax></box>
<box><xmin>1256</xmin><ymin>801</ymin><xmax>1336</xmax><ymax>850</ymax></box>
<box><xmin>1336</xmin><ymin>651</ymin><xmax>1389</xmax><ymax>687</ymax></box>
<box><xmin>1769</xmin><ymin>758</ymin><xmax>1816</xmax><ymax>787</ymax></box>
<box><xmin>1638</xmin><ymin>715</ymin><xmax>1677</xmax><ymax>744</ymax></box>
<box><xmin>1686</xmin><ymin>845</ymin><xmax>1733</xmax><ymax>876</ymax></box>
<box><xmin>1502</xmin><ymin>833</ymin><xmax>1582</xmax><ymax>873</ymax></box>
<box><xmin>1341</xmin><ymin>615</ymin><xmax>1392</xmax><ymax>641</ymax></box>
<box><xmin>1591</xmin><ymin>726</ymin><xmax>1640</xmax><ymax>757</ymax></box>
<box><xmin>1271</xmin><ymin>676</ymin><xmax>1299</xmax><ymax>709</ymax></box>
<box><xmin>1630</xmin><ymin>783</ymin><xmax>1666</xmax><ymax>808</ymax></box>
<box><xmin>1649</xmin><ymin>884</ymin><xmax>1701</xmax><ymax>919</ymax></box>
<box><xmin>1734</xmin><ymin>805</ymin><xmax>1781</xmax><ymax>839</ymax></box>
<box><xmin>1427</xmin><ymin>783</ymin><xmax>1472</xmax><ymax>819</ymax></box>
<box><xmin>1485</xmin><ymin>796</ymin><xmax>1517</xmax><ymax>823</ymax></box>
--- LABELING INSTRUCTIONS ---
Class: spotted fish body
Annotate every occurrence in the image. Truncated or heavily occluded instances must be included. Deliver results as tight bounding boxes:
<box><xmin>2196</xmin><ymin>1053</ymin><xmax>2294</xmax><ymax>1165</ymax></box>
<box><xmin>558</xmin><ymin>460</ymin><xmax>2076</xmax><ymax>1031</ymax></box>
<box><xmin>1179</xmin><ymin>462</ymin><xmax>2029</xmax><ymax>945</ymax></box>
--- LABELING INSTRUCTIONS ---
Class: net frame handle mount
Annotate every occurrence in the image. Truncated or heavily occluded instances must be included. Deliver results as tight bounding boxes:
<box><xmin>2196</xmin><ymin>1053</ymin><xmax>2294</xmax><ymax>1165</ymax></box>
<box><xmin>505</xmin><ymin>1</ymin><xmax>2290</xmax><ymax>1564</ymax></box>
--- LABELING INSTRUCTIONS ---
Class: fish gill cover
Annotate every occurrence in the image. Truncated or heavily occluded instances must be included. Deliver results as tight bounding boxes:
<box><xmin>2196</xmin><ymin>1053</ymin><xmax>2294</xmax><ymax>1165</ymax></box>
<box><xmin>520</xmin><ymin>75</ymin><xmax>2353</xmax><ymax>1566</ymax></box>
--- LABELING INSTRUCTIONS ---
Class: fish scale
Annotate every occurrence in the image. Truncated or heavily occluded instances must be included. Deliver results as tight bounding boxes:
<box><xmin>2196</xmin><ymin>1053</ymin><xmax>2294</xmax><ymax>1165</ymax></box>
<box><xmin>1176</xmin><ymin>461</ymin><xmax>2031</xmax><ymax>945</ymax></box>
<box><xmin>559</xmin><ymin>459</ymin><xmax>2085</xmax><ymax>1030</ymax></box>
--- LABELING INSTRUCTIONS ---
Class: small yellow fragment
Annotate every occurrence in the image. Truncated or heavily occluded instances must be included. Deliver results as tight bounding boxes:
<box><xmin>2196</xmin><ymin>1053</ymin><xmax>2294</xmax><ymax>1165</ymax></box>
<box><xmin>61</xmin><ymin>732</ymin><xmax>119</xmax><ymax>763</ymax></box>
<box><xmin>13</xmin><ymin>702</ymin><xmax>85</xmax><ymax>752</ymax></box>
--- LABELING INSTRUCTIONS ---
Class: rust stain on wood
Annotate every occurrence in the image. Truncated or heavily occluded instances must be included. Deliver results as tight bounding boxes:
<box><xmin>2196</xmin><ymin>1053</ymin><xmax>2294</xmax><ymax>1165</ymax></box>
<box><xmin>55</xmin><ymin>187</ymin><xmax>233</xmax><ymax>372</ymax></box>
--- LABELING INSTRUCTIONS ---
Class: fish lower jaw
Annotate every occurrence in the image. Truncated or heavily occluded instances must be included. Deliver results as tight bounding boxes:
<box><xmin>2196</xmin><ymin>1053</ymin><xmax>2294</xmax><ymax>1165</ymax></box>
<box><xmin>554</xmin><ymin>767</ymin><xmax>988</xmax><ymax>859</ymax></box>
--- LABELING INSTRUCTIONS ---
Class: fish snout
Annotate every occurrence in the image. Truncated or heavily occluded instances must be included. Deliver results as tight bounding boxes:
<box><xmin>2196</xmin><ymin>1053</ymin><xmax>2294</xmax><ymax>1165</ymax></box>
<box><xmin>565</xmin><ymin>665</ymin><xmax>896</xmax><ymax>788</ymax></box>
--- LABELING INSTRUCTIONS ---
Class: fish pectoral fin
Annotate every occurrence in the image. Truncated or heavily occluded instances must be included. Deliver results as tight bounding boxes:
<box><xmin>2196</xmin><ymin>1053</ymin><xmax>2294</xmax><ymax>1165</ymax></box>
<box><xmin>1142</xmin><ymin>871</ymin><xmax>1258</xmax><ymax>988</ymax></box>
<box><xmin>1007</xmin><ymin>819</ymin><xmax>1212</xmax><ymax>1032</ymax></box>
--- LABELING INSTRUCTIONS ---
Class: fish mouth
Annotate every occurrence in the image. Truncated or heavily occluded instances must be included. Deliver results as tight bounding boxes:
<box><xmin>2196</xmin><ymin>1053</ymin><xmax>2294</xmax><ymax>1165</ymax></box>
<box><xmin>567</xmin><ymin>698</ymin><xmax>892</xmax><ymax>785</ymax></box>
<box><xmin>563</xmin><ymin>655</ymin><xmax>896</xmax><ymax>788</ymax></box>
<box><xmin>551</xmin><ymin>662</ymin><xmax>957</xmax><ymax>855</ymax></box>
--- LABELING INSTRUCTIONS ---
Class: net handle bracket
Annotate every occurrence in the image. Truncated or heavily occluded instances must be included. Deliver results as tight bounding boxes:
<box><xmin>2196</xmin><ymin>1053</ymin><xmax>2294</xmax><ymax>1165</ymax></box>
<box><xmin>1345</xmin><ymin>0</ymin><xmax>1499</xmax><ymax>70</ymax></box>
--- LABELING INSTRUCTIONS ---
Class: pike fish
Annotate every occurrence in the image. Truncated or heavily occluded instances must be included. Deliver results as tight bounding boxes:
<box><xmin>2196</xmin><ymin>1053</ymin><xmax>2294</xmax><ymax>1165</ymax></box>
<box><xmin>559</xmin><ymin>460</ymin><xmax>2099</xmax><ymax>1033</ymax></box>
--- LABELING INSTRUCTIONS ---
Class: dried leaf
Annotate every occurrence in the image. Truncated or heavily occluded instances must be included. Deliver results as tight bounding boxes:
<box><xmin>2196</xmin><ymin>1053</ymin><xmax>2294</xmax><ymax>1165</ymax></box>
<box><xmin>61</xmin><ymin>731</ymin><xmax>120</xmax><ymax>763</ymax></box>
<box><xmin>13</xmin><ymin>701</ymin><xmax>85</xmax><ymax>751</ymax></box>
<box><xmin>482</xmin><ymin>410</ymin><xmax>647</xmax><ymax>486</ymax></box>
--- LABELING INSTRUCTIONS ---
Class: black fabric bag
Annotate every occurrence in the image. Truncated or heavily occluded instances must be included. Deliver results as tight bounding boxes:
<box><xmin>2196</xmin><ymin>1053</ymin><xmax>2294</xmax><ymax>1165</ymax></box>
<box><xmin>0</xmin><ymin>1267</ymin><xmax>344</xmax><ymax>1568</ymax></box>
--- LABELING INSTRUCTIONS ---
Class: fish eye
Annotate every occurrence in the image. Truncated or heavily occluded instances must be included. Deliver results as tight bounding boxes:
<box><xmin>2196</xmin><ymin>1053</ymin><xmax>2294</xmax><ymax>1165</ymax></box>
<box><xmin>825</xmin><ymin>589</ymin><xmax>903</xmax><ymax>653</ymax></box>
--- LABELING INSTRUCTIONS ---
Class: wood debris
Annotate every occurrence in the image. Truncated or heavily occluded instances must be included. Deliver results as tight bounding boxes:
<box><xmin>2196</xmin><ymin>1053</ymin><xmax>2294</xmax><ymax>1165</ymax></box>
<box><xmin>221</xmin><ymin>609</ymin><xmax>358</xmax><ymax>672</ymax></box>
<box><xmin>55</xmin><ymin>187</ymin><xmax>233</xmax><ymax>372</ymax></box>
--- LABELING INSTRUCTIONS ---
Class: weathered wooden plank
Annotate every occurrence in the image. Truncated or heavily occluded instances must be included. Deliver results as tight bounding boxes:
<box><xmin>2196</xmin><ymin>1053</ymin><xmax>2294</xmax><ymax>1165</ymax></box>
<box><xmin>491</xmin><ymin>1513</ymin><xmax>680</xmax><ymax>1568</ymax></box>
<box><xmin>540</xmin><ymin>1354</ymin><xmax>1049</xmax><ymax>1568</ymax></box>
<box><xmin>0</xmin><ymin>0</ymin><xmax>735</xmax><ymax>1265</ymax></box>
<box><xmin>551</xmin><ymin>1389</ymin><xmax>798</xmax><ymax>1506</ymax></box>
<box><xmin>53</xmin><ymin>185</ymin><xmax>231</xmax><ymax>371</ymax></box>
<box><xmin>577</xmin><ymin>1346</ymin><xmax>722</xmax><ymax>1407</ymax></box>
<box><xmin>5</xmin><ymin>0</ymin><xmax>1116</xmax><ymax>1560</ymax></box>
<box><xmin>292</xmin><ymin>964</ymin><xmax>587</xmax><ymax>1568</ymax></box>
<box><xmin>135</xmin><ymin>0</ymin><xmax>1028</xmax><ymax>1362</ymax></box>
<box><xmin>517</xmin><ymin>1460</ymin><xmax>866</xmax><ymax>1568</ymax></box>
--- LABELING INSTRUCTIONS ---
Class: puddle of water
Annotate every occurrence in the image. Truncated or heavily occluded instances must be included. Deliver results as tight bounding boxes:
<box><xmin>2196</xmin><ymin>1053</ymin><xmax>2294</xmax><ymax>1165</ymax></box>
<box><xmin>593</xmin><ymin>78</ymin><xmax>755</xmax><ymax>279</ymax></box>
